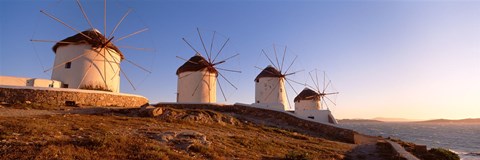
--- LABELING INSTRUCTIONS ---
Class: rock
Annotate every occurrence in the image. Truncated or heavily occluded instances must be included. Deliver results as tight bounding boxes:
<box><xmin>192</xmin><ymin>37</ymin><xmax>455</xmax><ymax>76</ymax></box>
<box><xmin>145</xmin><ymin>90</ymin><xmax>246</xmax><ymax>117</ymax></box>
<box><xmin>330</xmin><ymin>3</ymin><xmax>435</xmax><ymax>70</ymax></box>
<box><xmin>414</xmin><ymin>144</ymin><xmax>428</xmax><ymax>154</ymax></box>
<box><xmin>154</xmin><ymin>130</ymin><xmax>211</xmax><ymax>151</ymax></box>
<box><xmin>158</xmin><ymin>131</ymin><xmax>177</xmax><ymax>142</ymax></box>
<box><xmin>139</xmin><ymin>106</ymin><xmax>163</xmax><ymax>117</ymax></box>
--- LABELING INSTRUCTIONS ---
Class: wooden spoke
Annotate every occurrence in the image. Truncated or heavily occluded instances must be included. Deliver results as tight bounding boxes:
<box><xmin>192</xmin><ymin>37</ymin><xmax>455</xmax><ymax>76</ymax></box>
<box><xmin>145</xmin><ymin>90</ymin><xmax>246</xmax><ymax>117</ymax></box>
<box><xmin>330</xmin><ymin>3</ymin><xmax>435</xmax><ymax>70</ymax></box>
<box><xmin>286</xmin><ymin>78</ymin><xmax>307</xmax><ymax>87</ymax></box>
<box><xmin>281</xmin><ymin>46</ymin><xmax>287</xmax><ymax>71</ymax></box>
<box><xmin>124</xmin><ymin>58</ymin><xmax>152</xmax><ymax>73</ymax></box>
<box><xmin>104</xmin><ymin>0</ymin><xmax>107</xmax><ymax>38</ymax></box>
<box><xmin>261</xmin><ymin>49</ymin><xmax>279</xmax><ymax>70</ymax></box>
<box><xmin>182</xmin><ymin>37</ymin><xmax>200</xmax><ymax>55</ymax></box>
<box><xmin>323</xmin><ymin>80</ymin><xmax>331</xmax><ymax>93</ymax></box>
<box><xmin>218</xmin><ymin>72</ymin><xmax>237</xmax><ymax>90</ymax></box>
<box><xmin>30</xmin><ymin>39</ymin><xmax>76</xmax><ymax>44</ymax></box>
<box><xmin>212</xmin><ymin>38</ymin><xmax>230</xmax><ymax>62</ymax></box>
<box><xmin>77</xmin><ymin>53</ymin><xmax>100</xmax><ymax>88</ymax></box>
<box><xmin>322</xmin><ymin>71</ymin><xmax>325</xmax><ymax>92</ymax></box>
<box><xmin>119</xmin><ymin>67</ymin><xmax>136</xmax><ymax>90</ymax></box>
<box><xmin>109</xmin><ymin>9</ymin><xmax>132</xmax><ymax>39</ymax></box>
<box><xmin>76</xmin><ymin>0</ymin><xmax>95</xmax><ymax>30</ymax></box>
<box><xmin>283</xmin><ymin>55</ymin><xmax>297</xmax><ymax>75</ymax></box>
<box><xmin>284</xmin><ymin>69</ymin><xmax>305</xmax><ymax>76</ymax></box>
<box><xmin>264</xmin><ymin>78</ymin><xmax>280</xmax><ymax>101</ymax></box>
<box><xmin>197</xmin><ymin>28</ymin><xmax>211</xmax><ymax>62</ymax></box>
<box><xmin>40</xmin><ymin>10</ymin><xmax>92</xmax><ymax>40</ymax></box>
<box><xmin>214</xmin><ymin>53</ymin><xmax>239</xmax><ymax>65</ymax></box>
<box><xmin>285</xmin><ymin>85</ymin><xmax>292</xmax><ymax>110</ymax></box>
<box><xmin>105</xmin><ymin>48</ymin><xmax>121</xmax><ymax>79</ymax></box>
<box><xmin>192</xmin><ymin>71</ymin><xmax>208</xmax><ymax>96</ymax></box>
<box><xmin>114</xmin><ymin>28</ymin><xmax>148</xmax><ymax>42</ymax></box>
<box><xmin>217</xmin><ymin>78</ymin><xmax>228</xmax><ymax>102</ymax></box>
<box><xmin>209</xmin><ymin>31</ymin><xmax>216</xmax><ymax>60</ymax></box>
<box><xmin>309</xmin><ymin>71</ymin><xmax>320</xmax><ymax>92</ymax></box>
<box><xmin>285</xmin><ymin>79</ymin><xmax>298</xmax><ymax>95</ymax></box>
<box><xmin>216</xmin><ymin>67</ymin><xmax>241</xmax><ymax>73</ymax></box>
<box><xmin>116</xmin><ymin>45</ymin><xmax>155</xmax><ymax>52</ymax></box>
<box><xmin>176</xmin><ymin>56</ymin><xmax>199</xmax><ymax>64</ymax></box>
<box><xmin>254</xmin><ymin>66</ymin><xmax>279</xmax><ymax>76</ymax></box>
<box><xmin>44</xmin><ymin>52</ymin><xmax>89</xmax><ymax>72</ymax></box>
<box><xmin>323</xmin><ymin>97</ymin><xmax>330</xmax><ymax>110</ymax></box>
<box><xmin>273</xmin><ymin>44</ymin><xmax>281</xmax><ymax>72</ymax></box>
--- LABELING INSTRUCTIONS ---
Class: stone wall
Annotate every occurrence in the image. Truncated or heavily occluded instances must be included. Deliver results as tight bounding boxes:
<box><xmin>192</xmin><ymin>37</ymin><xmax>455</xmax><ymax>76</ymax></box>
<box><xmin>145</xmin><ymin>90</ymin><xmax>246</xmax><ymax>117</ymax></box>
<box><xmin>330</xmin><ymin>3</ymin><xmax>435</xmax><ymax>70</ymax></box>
<box><xmin>154</xmin><ymin>103</ymin><xmax>358</xmax><ymax>144</ymax></box>
<box><xmin>0</xmin><ymin>86</ymin><xmax>148</xmax><ymax>108</ymax></box>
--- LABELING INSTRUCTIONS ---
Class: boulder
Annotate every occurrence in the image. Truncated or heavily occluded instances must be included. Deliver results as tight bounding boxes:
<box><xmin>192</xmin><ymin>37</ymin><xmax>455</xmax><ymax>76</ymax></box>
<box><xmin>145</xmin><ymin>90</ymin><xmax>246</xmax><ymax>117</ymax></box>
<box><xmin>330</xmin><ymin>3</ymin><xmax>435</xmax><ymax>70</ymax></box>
<box><xmin>139</xmin><ymin>106</ymin><xmax>163</xmax><ymax>117</ymax></box>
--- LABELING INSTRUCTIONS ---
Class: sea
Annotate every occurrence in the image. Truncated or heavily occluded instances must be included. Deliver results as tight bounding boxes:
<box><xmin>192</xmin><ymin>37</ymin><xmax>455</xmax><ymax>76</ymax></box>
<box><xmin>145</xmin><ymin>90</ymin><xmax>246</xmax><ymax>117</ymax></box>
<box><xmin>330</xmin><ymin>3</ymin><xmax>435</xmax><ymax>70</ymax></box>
<box><xmin>339</xmin><ymin>122</ymin><xmax>480</xmax><ymax>160</ymax></box>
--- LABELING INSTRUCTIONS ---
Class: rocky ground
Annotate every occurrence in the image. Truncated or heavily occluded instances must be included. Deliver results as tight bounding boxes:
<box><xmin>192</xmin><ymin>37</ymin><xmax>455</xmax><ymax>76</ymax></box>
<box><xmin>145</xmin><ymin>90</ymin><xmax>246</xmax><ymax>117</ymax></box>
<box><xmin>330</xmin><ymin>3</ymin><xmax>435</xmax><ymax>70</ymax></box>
<box><xmin>0</xmin><ymin>104</ymin><xmax>453</xmax><ymax>160</ymax></box>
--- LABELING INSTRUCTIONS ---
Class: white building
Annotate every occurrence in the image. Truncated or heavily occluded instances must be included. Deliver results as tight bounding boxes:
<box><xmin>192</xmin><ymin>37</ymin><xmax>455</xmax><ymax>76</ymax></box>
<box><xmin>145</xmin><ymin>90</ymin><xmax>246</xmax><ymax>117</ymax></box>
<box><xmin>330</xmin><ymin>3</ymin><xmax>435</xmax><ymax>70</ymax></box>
<box><xmin>294</xmin><ymin>88</ymin><xmax>337</xmax><ymax>124</ymax></box>
<box><xmin>0</xmin><ymin>76</ymin><xmax>61</xmax><ymax>88</ymax></box>
<box><xmin>51</xmin><ymin>29</ymin><xmax>123</xmax><ymax>92</ymax></box>
<box><xmin>252</xmin><ymin>65</ymin><xmax>290</xmax><ymax>111</ymax></box>
<box><xmin>176</xmin><ymin>54</ymin><xmax>217</xmax><ymax>103</ymax></box>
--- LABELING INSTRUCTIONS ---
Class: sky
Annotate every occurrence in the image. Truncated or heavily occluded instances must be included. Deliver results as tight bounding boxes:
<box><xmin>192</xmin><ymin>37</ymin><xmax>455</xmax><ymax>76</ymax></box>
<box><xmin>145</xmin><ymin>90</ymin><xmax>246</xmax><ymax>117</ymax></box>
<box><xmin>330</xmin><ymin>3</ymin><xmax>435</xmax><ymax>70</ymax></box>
<box><xmin>1</xmin><ymin>0</ymin><xmax>479</xmax><ymax>120</ymax></box>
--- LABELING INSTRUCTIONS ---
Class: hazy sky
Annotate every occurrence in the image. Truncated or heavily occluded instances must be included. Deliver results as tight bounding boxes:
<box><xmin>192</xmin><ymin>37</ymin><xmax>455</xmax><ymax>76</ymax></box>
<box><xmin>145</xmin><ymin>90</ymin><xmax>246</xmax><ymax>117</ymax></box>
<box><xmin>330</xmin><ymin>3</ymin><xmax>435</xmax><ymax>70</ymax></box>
<box><xmin>1</xmin><ymin>0</ymin><xmax>479</xmax><ymax>120</ymax></box>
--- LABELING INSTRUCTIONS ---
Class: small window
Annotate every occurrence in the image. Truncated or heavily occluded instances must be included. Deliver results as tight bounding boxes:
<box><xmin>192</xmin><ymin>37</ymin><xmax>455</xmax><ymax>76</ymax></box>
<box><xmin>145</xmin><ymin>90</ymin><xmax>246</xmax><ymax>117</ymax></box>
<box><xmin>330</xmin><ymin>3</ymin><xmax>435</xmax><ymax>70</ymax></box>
<box><xmin>48</xmin><ymin>84</ymin><xmax>53</xmax><ymax>87</ymax></box>
<box><xmin>62</xmin><ymin>84</ymin><xmax>69</xmax><ymax>88</ymax></box>
<box><xmin>308</xmin><ymin>116</ymin><xmax>315</xmax><ymax>119</ymax></box>
<box><xmin>65</xmin><ymin>62</ymin><xmax>71</xmax><ymax>69</ymax></box>
<box><xmin>65</xmin><ymin>101</ymin><xmax>76</xmax><ymax>106</ymax></box>
<box><xmin>256</xmin><ymin>100</ymin><xmax>260</xmax><ymax>103</ymax></box>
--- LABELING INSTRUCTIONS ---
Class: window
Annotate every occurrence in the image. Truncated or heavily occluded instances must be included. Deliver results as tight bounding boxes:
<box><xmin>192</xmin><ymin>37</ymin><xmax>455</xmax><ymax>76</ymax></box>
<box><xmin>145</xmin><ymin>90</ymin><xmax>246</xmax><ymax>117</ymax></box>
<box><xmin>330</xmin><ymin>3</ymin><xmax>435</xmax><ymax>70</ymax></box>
<box><xmin>65</xmin><ymin>62</ymin><xmax>71</xmax><ymax>69</ymax></box>
<box><xmin>256</xmin><ymin>100</ymin><xmax>260</xmax><ymax>103</ymax></box>
<box><xmin>48</xmin><ymin>84</ymin><xmax>53</xmax><ymax>87</ymax></box>
<box><xmin>62</xmin><ymin>84</ymin><xmax>69</xmax><ymax>88</ymax></box>
<box><xmin>308</xmin><ymin>116</ymin><xmax>315</xmax><ymax>119</ymax></box>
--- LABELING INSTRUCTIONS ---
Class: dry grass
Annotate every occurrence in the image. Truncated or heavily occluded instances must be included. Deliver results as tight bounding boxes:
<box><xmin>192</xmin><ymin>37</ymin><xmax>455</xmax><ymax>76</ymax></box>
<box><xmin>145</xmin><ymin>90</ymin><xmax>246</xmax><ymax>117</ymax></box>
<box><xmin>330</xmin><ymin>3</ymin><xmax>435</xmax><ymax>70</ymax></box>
<box><xmin>0</xmin><ymin>108</ymin><xmax>352</xmax><ymax>160</ymax></box>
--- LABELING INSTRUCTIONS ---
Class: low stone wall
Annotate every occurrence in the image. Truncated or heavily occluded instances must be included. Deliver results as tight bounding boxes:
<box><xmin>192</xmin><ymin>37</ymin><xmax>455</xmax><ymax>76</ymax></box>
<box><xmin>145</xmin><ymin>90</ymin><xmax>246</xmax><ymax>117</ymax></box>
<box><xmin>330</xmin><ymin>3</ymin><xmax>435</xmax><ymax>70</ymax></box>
<box><xmin>387</xmin><ymin>140</ymin><xmax>421</xmax><ymax>160</ymax></box>
<box><xmin>0</xmin><ymin>86</ymin><xmax>148</xmax><ymax>108</ymax></box>
<box><xmin>154</xmin><ymin>103</ymin><xmax>358</xmax><ymax>144</ymax></box>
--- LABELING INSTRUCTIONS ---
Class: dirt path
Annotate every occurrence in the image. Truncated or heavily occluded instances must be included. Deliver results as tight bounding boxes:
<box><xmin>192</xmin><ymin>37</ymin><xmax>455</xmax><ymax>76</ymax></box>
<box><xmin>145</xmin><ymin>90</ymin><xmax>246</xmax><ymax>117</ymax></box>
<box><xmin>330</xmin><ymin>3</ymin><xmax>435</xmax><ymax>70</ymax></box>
<box><xmin>0</xmin><ymin>107</ymin><xmax>61</xmax><ymax>117</ymax></box>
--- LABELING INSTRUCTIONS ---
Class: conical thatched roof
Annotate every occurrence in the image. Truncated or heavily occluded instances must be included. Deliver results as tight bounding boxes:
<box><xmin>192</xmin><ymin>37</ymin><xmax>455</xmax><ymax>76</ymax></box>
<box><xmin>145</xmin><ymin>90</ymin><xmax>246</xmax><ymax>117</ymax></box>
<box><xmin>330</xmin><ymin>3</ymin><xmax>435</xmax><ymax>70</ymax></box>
<box><xmin>294</xmin><ymin>87</ymin><xmax>320</xmax><ymax>102</ymax></box>
<box><xmin>52</xmin><ymin>29</ymin><xmax>124</xmax><ymax>59</ymax></box>
<box><xmin>176</xmin><ymin>54</ymin><xmax>218</xmax><ymax>75</ymax></box>
<box><xmin>254</xmin><ymin>65</ymin><xmax>283</xmax><ymax>81</ymax></box>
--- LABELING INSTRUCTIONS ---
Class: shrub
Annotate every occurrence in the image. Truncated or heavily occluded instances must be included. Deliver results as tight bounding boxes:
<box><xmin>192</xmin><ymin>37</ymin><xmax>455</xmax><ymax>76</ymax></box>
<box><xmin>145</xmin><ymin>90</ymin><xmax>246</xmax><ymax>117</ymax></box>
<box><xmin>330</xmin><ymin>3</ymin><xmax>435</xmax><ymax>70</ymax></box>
<box><xmin>79</xmin><ymin>84</ymin><xmax>112</xmax><ymax>92</ymax></box>
<box><xmin>285</xmin><ymin>151</ymin><xmax>310</xmax><ymax>160</ymax></box>
<box><xmin>428</xmin><ymin>148</ymin><xmax>460</xmax><ymax>160</ymax></box>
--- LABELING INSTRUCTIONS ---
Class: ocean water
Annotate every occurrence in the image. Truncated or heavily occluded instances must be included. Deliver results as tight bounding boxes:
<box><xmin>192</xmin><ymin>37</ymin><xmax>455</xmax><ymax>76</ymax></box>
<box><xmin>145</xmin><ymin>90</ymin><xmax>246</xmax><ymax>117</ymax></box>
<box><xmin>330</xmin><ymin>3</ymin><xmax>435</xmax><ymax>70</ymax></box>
<box><xmin>339</xmin><ymin>122</ymin><xmax>480</xmax><ymax>160</ymax></box>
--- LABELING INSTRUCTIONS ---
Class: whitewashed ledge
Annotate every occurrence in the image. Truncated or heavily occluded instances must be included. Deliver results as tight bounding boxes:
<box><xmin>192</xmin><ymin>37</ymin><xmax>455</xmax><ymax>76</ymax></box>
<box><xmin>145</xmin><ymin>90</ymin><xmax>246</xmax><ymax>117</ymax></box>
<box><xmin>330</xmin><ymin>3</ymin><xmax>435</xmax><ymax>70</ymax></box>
<box><xmin>387</xmin><ymin>140</ymin><xmax>420</xmax><ymax>160</ymax></box>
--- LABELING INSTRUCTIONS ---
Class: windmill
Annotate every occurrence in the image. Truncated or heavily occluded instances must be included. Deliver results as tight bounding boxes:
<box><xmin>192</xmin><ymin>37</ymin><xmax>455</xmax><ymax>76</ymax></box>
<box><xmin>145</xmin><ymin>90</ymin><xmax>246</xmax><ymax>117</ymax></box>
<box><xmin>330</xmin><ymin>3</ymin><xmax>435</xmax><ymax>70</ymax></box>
<box><xmin>253</xmin><ymin>44</ymin><xmax>304</xmax><ymax>111</ymax></box>
<box><xmin>294</xmin><ymin>69</ymin><xmax>339</xmax><ymax>111</ymax></box>
<box><xmin>176</xmin><ymin>28</ymin><xmax>240</xmax><ymax>103</ymax></box>
<box><xmin>30</xmin><ymin>0</ymin><xmax>153</xmax><ymax>93</ymax></box>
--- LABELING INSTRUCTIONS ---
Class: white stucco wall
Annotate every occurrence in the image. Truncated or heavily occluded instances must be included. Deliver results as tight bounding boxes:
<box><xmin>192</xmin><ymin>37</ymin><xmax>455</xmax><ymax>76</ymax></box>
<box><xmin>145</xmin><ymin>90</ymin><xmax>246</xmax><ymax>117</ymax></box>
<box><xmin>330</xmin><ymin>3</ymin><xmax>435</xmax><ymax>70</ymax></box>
<box><xmin>177</xmin><ymin>69</ymin><xmax>217</xmax><ymax>103</ymax></box>
<box><xmin>295</xmin><ymin>99</ymin><xmax>322</xmax><ymax>111</ymax></box>
<box><xmin>26</xmin><ymin>78</ymin><xmax>62</xmax><ymax>88</ymax></box>
<box><xmin>51</xmin><ymin>44</ymin><xmax>121</xmax><ymax>92</ymax></box>
<box><xmin>295</xmin><ymin>109</ymin><xmax>337</xmax><ymax>124</ymax></box>
<box><xmin>0</xmin><ymin>76</ymin><xmax>29</xmax><ymax>86</ymax></box>
<box><xmin>0</xmin><ymin>76</ymin><xmax>61</xmax><ymax>88</ymax></box>
<box><xmin>254</xmin><ymin>77</ymin><xmax>290</xmax><ymax>111</ymax></box>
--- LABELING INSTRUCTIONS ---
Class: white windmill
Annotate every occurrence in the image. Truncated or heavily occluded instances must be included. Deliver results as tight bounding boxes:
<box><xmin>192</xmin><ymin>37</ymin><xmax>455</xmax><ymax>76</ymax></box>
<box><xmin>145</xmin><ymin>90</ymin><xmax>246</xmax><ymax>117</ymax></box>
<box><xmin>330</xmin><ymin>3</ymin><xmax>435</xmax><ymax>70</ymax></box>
<box><xmin>294</xmin><ymin>70</ymin><xmax>339</xmax><ymax>124</ymax></box>
<box><xmin>176</xmin><ymin>28</ymin><xmax>240</xmax><ymax>103</ymax></box>
<box><xmin>31</xmin><ymin>0</ymin><xmax>152</xmax><ymax>93</ymax></box>
<box><xmin>253</xmin><ymin>45</ymin><xmax>304</xmax><ymax>111</ymax></box>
